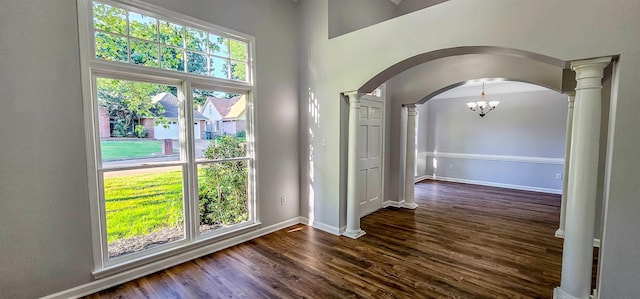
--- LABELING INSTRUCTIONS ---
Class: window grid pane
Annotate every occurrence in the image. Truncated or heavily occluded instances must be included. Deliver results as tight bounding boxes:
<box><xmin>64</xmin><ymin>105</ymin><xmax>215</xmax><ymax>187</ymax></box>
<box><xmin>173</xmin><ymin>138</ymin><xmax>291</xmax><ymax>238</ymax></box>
<box><xmin>229</xmin><ymin>39</ymin><xmax>248</xmax><ymax>62</ymax></box>
<box><xmin>104</xmin><ymin>167</ymin><xmax>185</xmax><ymax>259</ymax></box>
<box><xmin>197</xmin><ymin>161</ymin><xmax>249</xmax><ymax>233</ymax></box>
<box><xmin>129</xmin><ymin>12</ymin><xmax>157</xmax><ymax>42</ymax></box>
<box><xmin>92</xmin><ymin>1</ymin><xmax>250</xmax><ymax>83</ymax></box>
<box><xmin>93</xmin><ymin>2</ymin><xmax>127</xmax><ymax>34</ymax></box>
<box><xmin>130</xmin><ymin>39</ymin><xmax>159</xmax><ymax>67</ymax></box>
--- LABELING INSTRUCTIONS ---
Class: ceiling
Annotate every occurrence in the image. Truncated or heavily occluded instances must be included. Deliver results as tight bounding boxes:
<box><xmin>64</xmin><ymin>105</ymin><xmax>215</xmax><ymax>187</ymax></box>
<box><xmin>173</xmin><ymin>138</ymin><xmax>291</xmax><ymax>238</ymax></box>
<box><xmin>431</xmin><ymin>80</ymin><xmax>550</xmax><ymax>100</ymax></box>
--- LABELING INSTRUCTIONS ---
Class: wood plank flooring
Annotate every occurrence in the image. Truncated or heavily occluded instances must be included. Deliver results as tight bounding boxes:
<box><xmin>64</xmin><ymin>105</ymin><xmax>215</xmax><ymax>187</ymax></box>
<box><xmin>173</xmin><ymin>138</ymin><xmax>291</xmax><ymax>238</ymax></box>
<box><xmin>85</xmin><ymin>181</ymin><xmax>580</xmax><ymax>298</ymax></box>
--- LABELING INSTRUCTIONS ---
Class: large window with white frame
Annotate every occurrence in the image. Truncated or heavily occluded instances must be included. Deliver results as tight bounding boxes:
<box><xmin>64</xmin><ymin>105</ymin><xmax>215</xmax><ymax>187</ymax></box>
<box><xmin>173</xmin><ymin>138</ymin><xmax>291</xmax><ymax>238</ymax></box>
<box><xmin>79</xmin><ymin>0</ymin><xmax>256</xmax><ymax>272</ymax></box>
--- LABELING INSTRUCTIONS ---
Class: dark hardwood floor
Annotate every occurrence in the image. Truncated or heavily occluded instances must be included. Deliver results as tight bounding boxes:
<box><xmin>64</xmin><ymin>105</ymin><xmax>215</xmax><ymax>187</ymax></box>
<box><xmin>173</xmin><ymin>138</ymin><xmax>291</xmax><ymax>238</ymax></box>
<box><xmin>85</xmin><ymin>180</ymin><xmax>577</xmax><ymax>299</ymax></box>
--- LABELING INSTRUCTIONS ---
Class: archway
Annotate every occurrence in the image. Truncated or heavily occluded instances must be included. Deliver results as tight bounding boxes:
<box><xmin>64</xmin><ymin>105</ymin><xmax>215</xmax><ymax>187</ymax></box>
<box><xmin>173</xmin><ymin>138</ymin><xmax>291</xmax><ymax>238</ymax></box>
<box><xmin>342</xmin><ymin>48</ymin><xmax>613</xmax><ymax>299</ymax></box>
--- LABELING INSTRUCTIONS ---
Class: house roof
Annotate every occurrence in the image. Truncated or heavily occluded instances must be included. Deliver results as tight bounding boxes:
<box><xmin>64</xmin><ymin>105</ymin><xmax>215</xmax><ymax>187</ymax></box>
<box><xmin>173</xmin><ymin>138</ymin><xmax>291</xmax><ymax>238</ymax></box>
<box><xmin>205</xmin><ymin>95</ymin><xmax>242</xmax><ymax>119</ymax></box>
<box><xmin>226</xmin><ymin>96</ymin><xmax>246</xmax><ymax>119</ymax></box>
<box><xmin>150</xmin><ymin>92</ymin><xmax>206</xmax><ymax>120</ymax></box>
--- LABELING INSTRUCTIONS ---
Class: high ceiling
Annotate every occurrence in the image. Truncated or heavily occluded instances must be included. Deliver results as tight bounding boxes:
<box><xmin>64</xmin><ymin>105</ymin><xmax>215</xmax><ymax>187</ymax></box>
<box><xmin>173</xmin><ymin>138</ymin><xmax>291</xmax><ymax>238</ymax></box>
<box><xmin>432</xmin><ymin>80</ymin><xmax>550</xmax><ymax>100</ymax></box>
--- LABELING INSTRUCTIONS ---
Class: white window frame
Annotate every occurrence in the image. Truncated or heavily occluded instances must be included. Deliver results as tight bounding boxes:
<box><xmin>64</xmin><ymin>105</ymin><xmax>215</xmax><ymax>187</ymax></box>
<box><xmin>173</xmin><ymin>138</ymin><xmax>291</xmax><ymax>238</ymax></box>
<box><xmin>77</xmin><ymin>0</ymin><xmax>259</xmax><ymax>277</ymax></box>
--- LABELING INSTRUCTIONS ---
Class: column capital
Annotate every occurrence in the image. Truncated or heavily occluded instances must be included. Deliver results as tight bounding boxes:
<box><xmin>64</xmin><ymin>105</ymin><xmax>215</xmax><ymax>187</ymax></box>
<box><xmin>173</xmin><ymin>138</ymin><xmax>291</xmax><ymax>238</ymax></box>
<box><xmin>403</xmin><ymin>103</ymin><xmax>418</xmax><ymax>109</ymax></box>
<box><xmin>344</xmin><ymin>91</ymin><xmax>364</xmax><ymax>102</ymax></box>
<box><xmin>571</xmin><ymin>57</ymin><xmax>612</xmax><ymax>71</ymax></box>
<box><xmin>404</xmin><ymin>103</ymin><xmax>418</xmax><ymax>116</ymax></box>
<box><xmin>571</xmin><ymin>57</ymin><xmax>611</xmax><ymax>90</ymax></box>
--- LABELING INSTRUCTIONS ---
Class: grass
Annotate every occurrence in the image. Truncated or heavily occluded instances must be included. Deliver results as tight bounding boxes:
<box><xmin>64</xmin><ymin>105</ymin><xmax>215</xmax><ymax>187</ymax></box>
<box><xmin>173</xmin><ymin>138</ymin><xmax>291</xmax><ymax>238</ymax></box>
<box><xmin>103</xmin><ymin>135</ymin><xmax>248</xmax><ymax>244</ymax></box>
<box><xmin>104</xmin><ymin>169</ymin><xmax>184</xmax><ymax>243</ymax></box>
<box><xmin>101</xmin><ymin>140</ymin><xmax>163</xmax><ymax>160</ymax></box>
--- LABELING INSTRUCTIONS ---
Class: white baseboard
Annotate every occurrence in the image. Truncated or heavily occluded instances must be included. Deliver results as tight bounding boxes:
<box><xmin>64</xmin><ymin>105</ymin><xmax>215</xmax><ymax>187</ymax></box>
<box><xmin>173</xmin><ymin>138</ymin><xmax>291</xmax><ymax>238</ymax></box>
<box><xmin>383</xmin><ymin>200</ymin><xmax>404</xmax><ymax>208</ymax></box>
<box><xmin>41</xmin><ymin>217</ymin><xmax>305</xmax><ymax>299</ymax></box>
<box><xmin>554</xmin><ymin>229</ymin><xmax>601</xmax><ymax>248</ymax></box>
<box><xmin>429</xmin><ymin>176</ymin><xmax>562</xmax><ymax>195</ymax></box>
<box><xmin>299</xmin><ymin>217</ymin><xmax>342</xmax><ymax>236</ymax></box>
<box><xmin>553</xmin><ymin>286</ymin><xmax>595</xmax><ymax>299</ymax></box>
<box><xmin>415</xmin><ymin>175</ymin><xmax>430</xmax><ymax>183</ymax></box>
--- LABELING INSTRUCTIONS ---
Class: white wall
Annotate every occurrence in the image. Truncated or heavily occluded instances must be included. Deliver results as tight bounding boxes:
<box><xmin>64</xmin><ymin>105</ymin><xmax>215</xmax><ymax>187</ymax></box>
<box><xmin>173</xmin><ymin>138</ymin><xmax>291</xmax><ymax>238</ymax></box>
<box><xmin>298</xmin><ymin>1</ymin><xmax>640</xmax><ymax>297</ymax></box>
<box><xmin>0</xmin><ymin>0</ymin><xmax>299</xmax><ymax>297</ymax></box>
<box><xmin>417</xmin><ymin>87</ymin><xmax>568</xmax><ymax>193</ymax></box>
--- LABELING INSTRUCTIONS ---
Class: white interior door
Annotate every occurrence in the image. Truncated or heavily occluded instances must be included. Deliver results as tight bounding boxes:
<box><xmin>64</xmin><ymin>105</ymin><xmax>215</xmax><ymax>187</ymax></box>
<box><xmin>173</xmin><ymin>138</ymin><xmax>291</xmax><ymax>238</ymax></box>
<box><xmin>358</xmin><ymin>97</ymin><xmax>384</xmax><ymax>217</ymax></box>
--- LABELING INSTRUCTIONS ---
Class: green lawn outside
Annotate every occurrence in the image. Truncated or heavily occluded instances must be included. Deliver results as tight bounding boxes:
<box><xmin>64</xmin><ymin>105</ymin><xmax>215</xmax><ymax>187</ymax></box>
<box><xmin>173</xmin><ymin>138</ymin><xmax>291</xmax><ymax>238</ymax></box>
<box><xmin>105</xmin><ymin>169</ymin><xmax>184</xmax><ymax>242</ymax></box>
<box><xmin>103</xmin><ymin>136</ymin><xmax>248</xmax><ymax>244</ymax></box>
<box><xmin>101</xmin><ymin>140</ymin><xmax>162</xmax><ymax>160</ymax></box>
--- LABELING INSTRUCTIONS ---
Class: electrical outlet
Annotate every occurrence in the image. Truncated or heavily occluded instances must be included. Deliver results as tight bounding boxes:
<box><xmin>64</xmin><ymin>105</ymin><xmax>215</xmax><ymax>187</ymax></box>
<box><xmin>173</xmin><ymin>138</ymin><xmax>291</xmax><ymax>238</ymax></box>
<box><xmin>281</xmin><ymin>195</ymin><xmax>286</xmax><ymax>205</ymax></box>
<box><xmin>556</xmin><ymin>173</ymin><xmax>563</xmax><ymax>180</ymax></box>
<box><xmin>449</xmin><ymin>164</ymin><xmax>454</xmax><ymax>170</ymax></box>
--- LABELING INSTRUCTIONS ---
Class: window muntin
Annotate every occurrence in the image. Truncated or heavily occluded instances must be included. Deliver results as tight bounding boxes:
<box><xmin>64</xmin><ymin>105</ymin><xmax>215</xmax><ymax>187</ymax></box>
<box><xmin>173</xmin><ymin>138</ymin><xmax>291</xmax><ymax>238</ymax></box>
<box><xmin>92</xmin><ymin>1</ymin><xmax>251</xmax><ymax>82</ymax></box>
<box><xmin>83</xmin><ymin>0</ymin><xmax>256</xmax><ymax>270</ymax></box>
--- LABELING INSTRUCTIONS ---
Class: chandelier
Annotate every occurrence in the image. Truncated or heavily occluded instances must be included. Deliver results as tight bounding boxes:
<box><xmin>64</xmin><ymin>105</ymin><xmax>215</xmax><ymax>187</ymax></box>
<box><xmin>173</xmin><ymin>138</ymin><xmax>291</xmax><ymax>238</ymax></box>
<box><xmin>466</xmin><ymin>82</ymin><xmax>499</xmax><ymax>117</ymax></box>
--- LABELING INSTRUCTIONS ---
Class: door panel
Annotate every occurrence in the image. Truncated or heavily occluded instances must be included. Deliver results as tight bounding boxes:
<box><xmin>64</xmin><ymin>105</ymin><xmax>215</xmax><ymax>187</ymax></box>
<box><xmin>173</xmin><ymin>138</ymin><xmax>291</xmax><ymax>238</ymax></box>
<box><xmin>358</xmin><ymin>125</ymin><xmax>368</xmax><ymax>159</ymax></box>
<box><xmin>359</xmin><ymin>169</ymin><xmax>368</xmax><ymax>207</ymax></box>
<box><xmin>368</xmin><ymin>126</ymin><xmax>380</xmax><ymax>158</ymax></box>
<box><xmin>367</xmin><ymin>167</ymin><xmax>381</xmax><ymax>201</ymax></box>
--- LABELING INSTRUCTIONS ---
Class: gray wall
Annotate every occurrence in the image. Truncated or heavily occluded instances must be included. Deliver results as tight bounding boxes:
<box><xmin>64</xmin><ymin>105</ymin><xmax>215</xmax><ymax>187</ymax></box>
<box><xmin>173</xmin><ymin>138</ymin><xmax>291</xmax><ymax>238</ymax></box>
<box><xmin>417</xmin><ymin>89</ymin><xmax>568</xmax><ymax>192</ymax></box>
<box><xmin>0</xmin><ymin>0</ymin><xmax>299</xmax><ymax>298</ymax></box>
<box><xmin>397</xmin><ymin>0</ymin><xmax>448</xmax><ymax>16</ymax></box>
<box><xmin>328</xmin><ymin>0</ymin><xmax>447</xmax><ymax>38</ymax></box>
<box><xmin>0</xmin><ymin>1</ymin><xmax>94</xmax><ymax>297</ymax></box>
<box><xmin>328</xmin><ymin>0</ymin><xmax>397</xmax><ymax>38</ymax></box>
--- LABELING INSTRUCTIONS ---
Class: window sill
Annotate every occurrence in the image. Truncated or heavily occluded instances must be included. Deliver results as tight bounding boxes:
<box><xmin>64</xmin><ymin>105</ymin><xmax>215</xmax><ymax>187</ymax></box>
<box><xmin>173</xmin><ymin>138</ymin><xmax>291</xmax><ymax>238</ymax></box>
<box><xmin>92</xmin><ymin>221</ymin><xmax>261</xmax><ymax>279</ymax></box>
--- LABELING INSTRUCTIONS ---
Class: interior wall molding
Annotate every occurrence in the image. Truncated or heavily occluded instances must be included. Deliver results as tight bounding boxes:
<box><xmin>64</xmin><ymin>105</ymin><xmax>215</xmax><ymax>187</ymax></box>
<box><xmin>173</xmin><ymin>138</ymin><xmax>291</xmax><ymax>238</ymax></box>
<box><xmin>383</xmin><ymin>201</ymin><xmax>405</xmax><ymax>208</ymax></box>
<box><xmin>426</xmin><ymin>151</ymin><xmax>564</xmax><ymax>165</ymax></box>
<box><xmin>415</xmin><ymin>175</ymin><xmax>430</xmax><ymax>183</ymax></box>
<box><xmin>300</xmin><ymin>217</ymin><xmax>343</xmax><ymax>236</ymax></box>
<box><xmin>428</xmin><ymin>175</ymin><xmax>562</xmax><ymax>195</ymax></box>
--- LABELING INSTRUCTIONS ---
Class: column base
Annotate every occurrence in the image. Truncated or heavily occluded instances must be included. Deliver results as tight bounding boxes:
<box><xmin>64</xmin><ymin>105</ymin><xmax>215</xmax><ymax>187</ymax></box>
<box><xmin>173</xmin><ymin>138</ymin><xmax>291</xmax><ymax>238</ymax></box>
<box><xmin>401</xmin><ymin>202</ymin><xmax>418</xmax><ymax>209</ymax></box>
<box><xmin>553</xmin><ymin>287</ymin><xmax>590</xmax><ymax>299</ymax></box>
<box><xmin>342</xmin><ymin>229</ymin><xmax>366</xmax><ymax>239</ymax></box>
<box><xmin>555</xmin><ymin>229</ymin><xmax>601</xmax><ymax>247</ymax></box>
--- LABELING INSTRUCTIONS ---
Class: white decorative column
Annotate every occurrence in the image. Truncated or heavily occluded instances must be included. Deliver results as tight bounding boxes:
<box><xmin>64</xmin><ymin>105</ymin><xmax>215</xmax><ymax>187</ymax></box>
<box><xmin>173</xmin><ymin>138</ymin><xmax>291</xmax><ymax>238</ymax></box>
<box><xmin>555</xmin><ymin>57</ymin><xmax>611</xmax><ymax>299</ymax></box>
<box><xmin>343</xmin><ymin>91</ymin><xmax>365</xmax><ymax>239</ymax></box>
<box><xmin>556</xmin><ymin>91</ymin><xmax>576</xmax><ymax>238</ymax></box>
<box><xmin>403</xmin><ymin>104</ymin><xmax>418</xmax><ymax>209</ymax></box>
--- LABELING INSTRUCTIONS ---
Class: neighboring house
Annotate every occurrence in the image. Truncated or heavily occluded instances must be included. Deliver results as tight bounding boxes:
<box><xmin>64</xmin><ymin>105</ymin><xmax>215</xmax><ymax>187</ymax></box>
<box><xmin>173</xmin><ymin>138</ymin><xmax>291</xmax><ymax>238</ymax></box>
<box><xmin>200</xmin><ymin>95</ymin><xmax>247</xmax><ymax>137</ymax></box>
<box><xmin>98</xmin><ymin>92</ymin><xmax>206</xmax><ymax>140</ymax></box>
<box><xmin>140</xmin><ymin>92</ymin><xmax>206</xmax><ymax>140</ymax></box>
